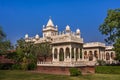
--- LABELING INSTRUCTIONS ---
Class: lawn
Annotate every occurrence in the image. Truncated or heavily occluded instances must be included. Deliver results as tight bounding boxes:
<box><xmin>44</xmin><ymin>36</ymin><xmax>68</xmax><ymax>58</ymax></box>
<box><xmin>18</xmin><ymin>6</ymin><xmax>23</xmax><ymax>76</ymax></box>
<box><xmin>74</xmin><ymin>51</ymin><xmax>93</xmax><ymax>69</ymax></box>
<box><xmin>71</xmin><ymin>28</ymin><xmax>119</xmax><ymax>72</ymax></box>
<box><xmin>0</xmin><ymin>70</ymin><xmax>120</xmax><ymax>80</ymax></box>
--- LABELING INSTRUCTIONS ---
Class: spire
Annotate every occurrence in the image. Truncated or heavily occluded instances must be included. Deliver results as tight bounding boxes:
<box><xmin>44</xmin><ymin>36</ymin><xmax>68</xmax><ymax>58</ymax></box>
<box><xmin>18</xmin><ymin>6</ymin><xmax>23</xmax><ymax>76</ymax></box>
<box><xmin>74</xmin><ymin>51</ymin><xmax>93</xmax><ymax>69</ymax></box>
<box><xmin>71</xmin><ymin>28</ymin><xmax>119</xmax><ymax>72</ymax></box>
<box><xmin>46</xmin><ymin>17</ymin><xmax>54</xmax><ymax>27</ymax></box>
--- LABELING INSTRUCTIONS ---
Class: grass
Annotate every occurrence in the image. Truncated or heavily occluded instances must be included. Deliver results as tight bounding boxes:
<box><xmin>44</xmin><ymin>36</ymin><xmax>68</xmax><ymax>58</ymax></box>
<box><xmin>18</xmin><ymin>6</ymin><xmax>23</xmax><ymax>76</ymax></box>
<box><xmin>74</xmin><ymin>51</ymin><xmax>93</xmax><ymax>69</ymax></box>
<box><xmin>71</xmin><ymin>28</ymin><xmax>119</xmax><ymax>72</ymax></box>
<box><xmin>95</xmin><ymin>66</ymin><xmax>120</xmax><ymax>74</ymax></box>
<box><xmin>0</xmin><ymin>70</ymin><xmax>120</xmax><ymax>80</ymax></box>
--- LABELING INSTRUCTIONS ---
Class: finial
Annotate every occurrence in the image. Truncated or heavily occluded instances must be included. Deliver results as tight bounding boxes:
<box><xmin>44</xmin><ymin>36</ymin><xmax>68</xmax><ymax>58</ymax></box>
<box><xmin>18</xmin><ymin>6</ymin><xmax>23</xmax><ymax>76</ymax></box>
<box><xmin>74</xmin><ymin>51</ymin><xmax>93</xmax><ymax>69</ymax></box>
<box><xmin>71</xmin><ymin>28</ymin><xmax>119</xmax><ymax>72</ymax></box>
<box><xmin>43</xmin><ymin>25</ymin><xmax>45</xmax><ymax>28</ymax></box>
<box><xmin>35</xmin><ymin>34</ymin><xmax>39</xmax><ymax>40</ymax></box>
<box><xmin>76</xmin><ymin>29</ymin><xmax>80</xmax><ymax>34</ymax></box>
<box><xmin>56</xmin><ymin>25</ymin><xmax>58</xmax><ymax>29</ymax></box>
<box><xmin>25</xmin><ymin>34</ymin><xmax>29</xmax><ymax>39</ymax></box>
<box><xmin>66</xmin><ymin>25</ymin><xmax>70</xmax><ymax>31</ymax></box>
<box><xmin>56</xmin><ymin>25</ymin><xmax>58</xmax><ymax>27</ymax></box>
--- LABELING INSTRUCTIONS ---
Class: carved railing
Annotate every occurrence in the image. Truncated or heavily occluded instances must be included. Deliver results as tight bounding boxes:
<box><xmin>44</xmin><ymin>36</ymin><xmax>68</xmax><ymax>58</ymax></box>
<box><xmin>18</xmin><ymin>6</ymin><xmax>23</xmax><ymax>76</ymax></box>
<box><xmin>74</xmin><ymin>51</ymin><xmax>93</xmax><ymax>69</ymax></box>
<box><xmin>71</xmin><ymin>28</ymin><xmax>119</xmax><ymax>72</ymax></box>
<box><xmin>84</xmin><ymin>42</ymin><xmax>105</xmax><ymax>47</ymax></box>
<box><xmin>37</xmin><ymin>61</ymin><xmax>96</xmax><ymax>66</ymax></box>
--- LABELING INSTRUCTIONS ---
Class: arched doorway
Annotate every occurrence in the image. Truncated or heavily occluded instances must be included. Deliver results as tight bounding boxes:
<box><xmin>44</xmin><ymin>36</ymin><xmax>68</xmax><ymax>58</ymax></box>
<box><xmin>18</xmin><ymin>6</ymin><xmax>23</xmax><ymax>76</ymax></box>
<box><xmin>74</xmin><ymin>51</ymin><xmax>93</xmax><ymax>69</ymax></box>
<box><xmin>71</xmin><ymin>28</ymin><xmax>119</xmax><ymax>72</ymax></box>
<box><xmin>80</xmin><ymin>49</ymin><xmax>82</xmax><ymax>58</ymax></box>
<box><xmin>66</xmin><ymin>47</ymin><xmax>70</xmax><ymax>59</ymax></box>
<box><xmin>111</xmin><ymin>52</ymin><xmax>114</xmax><ymax>59</ymax></box>
<box><xmin>106</xmin><ymin>52</ymin><xmax>110</xmax><ymax>60</ymax></box>
<box><xmin>72</xmin><ymin>48</ymin><xmax>74</xmax><ymax>59</ymax></box>
<box><xmin>54</xmin><ymin>48</ymin><xmax>57</xmax><ymax>59</ymax></box>
<box><xmin>59</xmin><ymin>48</ymin><xmax>64</xmax><ymax>61</ymax></box>
<box><xmin>94</xmin><ymin>51</ymin><xmax>98</xmax><ymax>59</ymax></box>
<box><xmin>84</xmin><ymin>51</ymin><xmax>87</xmax><ymax>59</ymax></box>
<box><xmin>89</xmin><ymin>51</ymin><xmax>93</xmax><ymax>61</ymax></box>
<box><xmin>76</xmin><ymin>48</ymin><xmax>78</xmax><ymax>61</ymax></box>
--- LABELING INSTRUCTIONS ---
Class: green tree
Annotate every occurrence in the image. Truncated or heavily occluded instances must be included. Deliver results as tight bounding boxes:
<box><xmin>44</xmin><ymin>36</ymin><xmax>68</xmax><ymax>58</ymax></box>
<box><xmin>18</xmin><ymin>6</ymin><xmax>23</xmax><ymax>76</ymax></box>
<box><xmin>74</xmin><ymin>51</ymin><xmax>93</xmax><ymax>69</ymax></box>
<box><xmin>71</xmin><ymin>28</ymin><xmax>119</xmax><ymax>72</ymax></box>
<box><xmin>0</xmin><ymin>26</ymin><xmax>6</xmax><ymax>41</ymax></box>
<box><xmin>113</xmin><ymin>39</ymin><xmax>120</xmax><ymax>60</ymax></box>
<box><xmin>99</xmin><ymin>8</ymin><xmax>120</xmax><ymax>60</ymax></box>
<box><xmin>35</xmin><ymin>42</ymin><xmax>52</xmax><ymax>62</ymax></box>
<box><xmin>0</xmin><ymin>40</ymin><xmax>12</xmax><ymax>54</ymax></box>
<box><xmin>0</xmin><ymin>26</ymin><xmax>13</xmax><ymax>54</ymax></box>
<box><xmin>15</xmin><ymin>38</ymin><xmax>52</xmax><ymax>70</ymax></box>
<box><xmin>21</xmin><ymin>56</ymin><xmax>28</xmax><ymax>70</ymax></box>
<box><xmin>15</xmin><ymin>38</ymin><xmax>37</xmax><ymax>70</ymax></box>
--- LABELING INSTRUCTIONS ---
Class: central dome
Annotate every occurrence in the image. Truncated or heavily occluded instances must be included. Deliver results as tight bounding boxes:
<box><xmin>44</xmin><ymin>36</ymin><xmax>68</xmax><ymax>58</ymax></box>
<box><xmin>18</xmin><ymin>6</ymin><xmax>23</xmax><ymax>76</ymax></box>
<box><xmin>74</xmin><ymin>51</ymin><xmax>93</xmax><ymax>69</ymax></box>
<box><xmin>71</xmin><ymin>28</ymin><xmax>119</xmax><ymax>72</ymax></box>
<box><xmin>46</xmin><ymin>18</ymin><xmax>54</xmax><ymax>27</ymax></box>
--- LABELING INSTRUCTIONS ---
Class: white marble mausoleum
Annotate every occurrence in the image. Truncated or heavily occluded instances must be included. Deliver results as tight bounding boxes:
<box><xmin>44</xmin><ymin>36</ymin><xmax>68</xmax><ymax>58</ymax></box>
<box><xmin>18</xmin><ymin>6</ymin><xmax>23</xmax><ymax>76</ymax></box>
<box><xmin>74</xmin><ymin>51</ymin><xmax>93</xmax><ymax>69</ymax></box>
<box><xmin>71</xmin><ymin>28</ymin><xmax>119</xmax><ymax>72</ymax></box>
<box><xmin>25</xmin><ymin>18</ymin><xmax>116</xmax><ymax>66</ymax></box>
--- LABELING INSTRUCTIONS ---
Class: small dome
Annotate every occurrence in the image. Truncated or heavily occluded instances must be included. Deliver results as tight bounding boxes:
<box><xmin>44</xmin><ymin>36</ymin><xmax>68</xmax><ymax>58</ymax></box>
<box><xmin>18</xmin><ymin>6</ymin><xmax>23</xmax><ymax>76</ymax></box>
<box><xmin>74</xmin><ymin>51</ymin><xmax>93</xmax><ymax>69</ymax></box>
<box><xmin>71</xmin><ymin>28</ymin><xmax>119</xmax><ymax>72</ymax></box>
<box><xmin>35</xmin><ymin>34</ymin><xmax>39</xmax><ymax>39</ymax></box>
<box><xmin>76</xmin><ymin>29</ymin><xmax>80</xmax><ymax>34</ymax></box>
<box><xmin>43</xmin><ymin>25</ymin><xmax>45</xmax><ymax>28</ymax></box>
<box><xmin>25</xmin><ymin>34</ymin><xmax>28</xmax><ymax>39</ymax></box>
<box><xmin>66</xmin><ymin>25</ymin><xmax>70</xmax><ymax>31</ymax></box>
<box><xmin>56</xmin><ymin>25</ymin><xmax>58</xmax><ymax>28</ymax></box>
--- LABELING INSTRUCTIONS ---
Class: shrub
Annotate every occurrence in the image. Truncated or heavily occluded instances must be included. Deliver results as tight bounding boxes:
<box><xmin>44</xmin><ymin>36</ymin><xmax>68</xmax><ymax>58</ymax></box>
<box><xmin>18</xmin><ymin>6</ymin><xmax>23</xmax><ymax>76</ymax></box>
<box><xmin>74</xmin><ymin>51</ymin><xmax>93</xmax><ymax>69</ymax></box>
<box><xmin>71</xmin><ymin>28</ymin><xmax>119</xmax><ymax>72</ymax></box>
<box><xmin>21</xmin><ymin>57</ymin><xmax>28</xmax><ymax>70</ymax></box>
<box><xmin>28</xmin><ymin>63</ymin><xmax>36</xmax><ymax>70</ymax></box>
<box><xmin>95</xmin><ymin>66</ymin><xmax>120</xmax><ymax>74</ymax></box>
<box><xmin>69</xmin><ymin>68</ymin><xmax>81</xmax><ymax>76</ymax></box>
<box><xmin>97</xmin><ymin>60</ymin><xmax>106</xmax><ymax>66</ymax></box>
<box><xmin>0</xmin><ymin>63</ymin><xmax>13</xmax><ymax>70</ymax></box>
<box><xmin>12</xmin><ymin>64</ymin><xmax>21</xmax><ymax>70</ymax></box>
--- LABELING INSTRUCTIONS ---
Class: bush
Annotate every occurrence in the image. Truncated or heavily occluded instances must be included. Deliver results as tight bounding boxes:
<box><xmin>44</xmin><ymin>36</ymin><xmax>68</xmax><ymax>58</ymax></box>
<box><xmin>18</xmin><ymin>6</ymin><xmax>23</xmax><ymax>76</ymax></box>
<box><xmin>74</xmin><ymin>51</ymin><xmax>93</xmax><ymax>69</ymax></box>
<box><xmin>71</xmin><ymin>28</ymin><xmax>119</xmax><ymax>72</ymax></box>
<box><xmin>12</xmin><ymin>64</ymin><xmax>21</xmax><ymax>70</ymax></box>
<box><xmin>21</xmin><ymin>57</ymin><xmax>28</xmax><ymax>70</ymax></box>
<box><xmin>69</xmin><ymin>68</ymin><xmax>81</xmax><ymax>76</ymax></box>
<box><xmin>0</xmin><ymin>63</ymin><xmax>13</xmax><ymax>70</ymax></box>
<box><xmin>28</xmin><ymin>63</ymin><xmax>36</xmax><ymax>70</ymax></box>
<box><xmin>95</xmin><ymin>66</ymin><xmax>120</xmax><ymax>74</ymax></box>
<box><xmin>97</xmin><ymin>60</ymin><xmax>106</xmax><ymax>66</ymax></box>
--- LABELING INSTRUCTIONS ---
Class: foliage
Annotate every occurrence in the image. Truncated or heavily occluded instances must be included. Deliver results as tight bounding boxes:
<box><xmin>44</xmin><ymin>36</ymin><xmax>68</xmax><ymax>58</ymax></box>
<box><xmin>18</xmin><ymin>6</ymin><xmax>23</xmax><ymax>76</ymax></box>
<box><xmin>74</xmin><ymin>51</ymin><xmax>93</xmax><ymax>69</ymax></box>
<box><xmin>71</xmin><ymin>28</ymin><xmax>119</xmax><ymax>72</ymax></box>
<box><xmin>113</xmin><ymin>38</ymin><xmax>120</xmax><ymax>60</ymax></box>
<box><xmin>15</xmin><ymin>38</ymin><xmax>38</xmax><ymax>70</ymax></box>
<box><xmin>97</xmin><ymin>60</ymin><xmax>106</xmax><ymax>66</ymax></box>
<box><xmin>6</xmin><ymin>52</ymin><xmax>18</xmax><ymax>59</ymax></box>
<box><xmin>10</xmin><ymin>38</ymin><xmax>52</xmax><ymax>70</ymax></box>
<box><xmin>28</xmin><ymin>63</ymin><xmax>36</xmax><ymax>70</ymax></box>
<box><xmin>0</xmin><ymin>26</ymin><xmax>13</xmax><ymax>55</ymax></box>
<box><xmin>12</xmin><ymin>38</ymin><xmax>34</xmax><ymax>70</ymax></box>
<box><xmin>21</xmin><ymin>57</ymin><xmax>28</xmax><ymax>70</ymax></box>
<box><xmin>0</xmin><ymin>63</ymin><xmax>13</xmax><ymax>70</ymax></box>
<box><xmin>12</xmin><ymin>64</ymin><xmax>21</xmax><ymax>70</ymax></box>
<box><xmin>99</xmin><ymin>8</ymin><xmax>120</xmax><ymax>60</ymax></box>
<box><xmin>0</xmin><ymin>40</ymin><xmax>13</xmax><ymax>54</ymax></box>
<box><xmin>95</xmin><ymin>66</ymin><xmax>120</xmax><ymax>74</ymax></box>
<box><xmin>0</xmin><ymin>26</ymin><xmax>6</xmax><ymax>41</ymax></box>
<box><xmin>0</xmin><ymin>26</ymin><xmax>14</xmax><ymax>70</ymax></box>
<box><xmin>99</xmin><ymin>9</ymin><xmax>120</xmax><ymax>43</ymax></box>
<box><xmin>35</xmin><ymin>42</ymin><xmax>52</xmax><ymax>61</ymax></box>
<box><xmin>69</xmin><ymin>68</ymin><xmax>81</xmax><ymax>76</ymax></box>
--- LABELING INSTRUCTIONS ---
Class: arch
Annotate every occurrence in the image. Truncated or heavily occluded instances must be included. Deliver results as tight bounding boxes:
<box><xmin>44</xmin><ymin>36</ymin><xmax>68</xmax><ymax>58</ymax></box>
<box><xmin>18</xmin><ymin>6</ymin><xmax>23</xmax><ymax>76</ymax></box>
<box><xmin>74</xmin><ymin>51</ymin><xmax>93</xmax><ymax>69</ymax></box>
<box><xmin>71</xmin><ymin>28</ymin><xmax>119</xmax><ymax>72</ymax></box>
<box><xmin>84</xmin><ymin>51</ymin><xmax>87</xmax><ymax>59</ymax></box>
<box><xmin>111</xmin><ymin>52</ymin><xmax>114</xmax><ymax>59</ymax></box>
<box><xmin>76</xmin><ymin>48</ymin><xmax>79</xmax><ymax>61</ymax></box>
<box><xmin>104</xmin><ymin>53</ymin><xmax>105</xmax><ymax>59</ymax></box>
<box><xmin>89</xmin><ymin>51</ymin><xmax>93</xmax><ymax>61</ymax></box>
<box><xmin>59</xmin><ymin>48</ymin><xmax>64</xmax><ymax>61</ymax></box>
<box><xmin>65</xmin><ymin>47</ymin><xmax>70</xmax><ymax>59</ymax></box>
<box><xmin>106</xmin><ymin>52</ymin><xmax>110</xmax><ymax>60</ymax></box>
<box><xmin>99</xmin><ymin>53</ymin><xmax>101</xmax><ymax>59</ymax></box>
<box><xmin>54</xmin><ymin>48</ymin><xmax>58</xmax><ymax>59</ymax></box>
<box><xmin>94</xmin><ymin>51</ymin><xmax>98</xmax><ymax>59</ymax></box>
<box><xmin>80</xmin><ymin>48</ymin><xmax>82</xmax><ymax>58</ymax></box>
<box><xmin>72</xmin><ymin>48</ymin><xmax>74</xmax><ymax>58</ymax></box>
